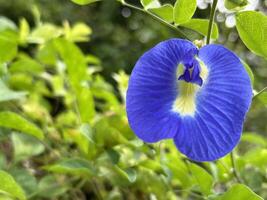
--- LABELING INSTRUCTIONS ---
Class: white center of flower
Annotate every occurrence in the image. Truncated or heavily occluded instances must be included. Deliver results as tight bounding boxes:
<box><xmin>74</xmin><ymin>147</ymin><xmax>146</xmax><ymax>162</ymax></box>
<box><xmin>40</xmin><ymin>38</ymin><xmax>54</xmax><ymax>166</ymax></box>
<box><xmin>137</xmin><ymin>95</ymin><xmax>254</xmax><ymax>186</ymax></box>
<box><xmin>172</xmin><ymin>58</ymin><xmax>208</xmax><ymax>116</ymax></box>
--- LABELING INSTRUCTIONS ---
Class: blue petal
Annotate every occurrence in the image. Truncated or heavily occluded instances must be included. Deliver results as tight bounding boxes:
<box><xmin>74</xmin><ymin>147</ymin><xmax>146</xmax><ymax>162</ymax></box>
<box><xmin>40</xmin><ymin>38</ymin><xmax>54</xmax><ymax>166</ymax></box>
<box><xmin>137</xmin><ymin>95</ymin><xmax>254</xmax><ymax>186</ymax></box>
<box><xmin>174</xmin><ymin>44</ymin><xmax>253</xmax><ymax>161</ymax></box>
<box><xmin>126</xmin><ymin>39</ymin><xmax>197</xmax><ymax>142</ymax></box>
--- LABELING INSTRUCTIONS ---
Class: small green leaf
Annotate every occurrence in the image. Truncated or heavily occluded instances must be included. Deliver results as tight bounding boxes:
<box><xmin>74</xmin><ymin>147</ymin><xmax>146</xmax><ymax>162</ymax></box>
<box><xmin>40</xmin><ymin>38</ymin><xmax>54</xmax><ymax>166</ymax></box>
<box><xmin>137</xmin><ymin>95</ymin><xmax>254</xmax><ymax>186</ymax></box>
<box><xmin>180</xmin><ymin>19</ymin><xmax>219</xmax><ymax>39</ymax></box>
<box><xmin>0</xmin><ymin>111</ymin><xmax>44</xmax><ymax>140</ymax></box>
<box><xmin>241</xmin><ymin>60</ymin><xmax>254</xmax><ymax>86</ymax></box>
<box><xmin>71</xmin><ymin>0</ymin><xmax>100</xmax><ymax>5</ymax></box>
<box><xmin>9</xmin><ymin>56</ymin><xmax>44</xmax><ymax>74</ymax></box>
<box><xmin>190</xmin><ymin>163</ymin><xmax>213</xmax><ymax>196</ymax></box>
<box><xmin>0</xmin><ymin>17</ymin><xmax>17</xmax><ymax>31</ymax></box>
<box><xmin>174</xmin><ymin>0</ymin><xmax>197</xmax><ymax>25</ymax></box>
<box><xmin>0</xmin><ymin>80</ymin><xmax>26</xmax><ymax>102</ymax></box>
<box><xmin>0</xmin><ymin>170</ymin><xmax>26</xmax><ymax>200</ymax></box>
<box><xmin>215</xmin><ymin>184</ymin><xmax>263</xmax><ymax>200</ymax></box>
<box><xmin>37</xmin><ymin>175</ymin><xmax>69</xmax><ymax>198</ymax></box>
<box><xmin>236</xmin><ymin>11</ymin><xmax>267</xmax><ymax>59</ymax></box>
<box><xmin>242</xmin><ymin>132</ymin><xmax>267</xmax><ymax>147</ymax></box>
<box><xmin>224</xmin><ymin>0</ymin><xmax>248</xmax><ymax>10</ymax></box>
<box><xmin>257</xmin><ymin>92</ymin><xmax>267</xmax><ymax>105</ymax></box>
<box><xmin>45</xmin><ymin>158</ymin><xmax>96</xmax><ymax>177</ymax></box>
<box><xmin>149</xmin><ymin>4</ymin><xmax>174</xmax><ymax>23</ymax></box>
<box><xmin>12</xmin><ymin>133</ymin><xmax>45</xmax><ymax>162</ymax></box>
<box><xmin>140</xmin><ymin>0</ymin><xmax>161</xmax><ymax>9</ymax></box>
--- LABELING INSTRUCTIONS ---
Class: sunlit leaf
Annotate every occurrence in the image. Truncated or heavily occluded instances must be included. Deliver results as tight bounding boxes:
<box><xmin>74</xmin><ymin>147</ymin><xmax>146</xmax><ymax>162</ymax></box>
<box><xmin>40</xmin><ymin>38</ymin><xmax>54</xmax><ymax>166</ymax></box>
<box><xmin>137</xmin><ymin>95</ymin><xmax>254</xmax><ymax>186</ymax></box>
<box><xmin>149</xmin><ymin>4</ymin><xmax>174</xmax><ymax>23</ymax></box>
<box><xmin>140</xmin><ymin>0</ymin><xmax>161</xmax><ymax>9</ymax></box>
<box><xmin>224</xmin><ymin>0</ymin><xmax>248</xmax><ymax>10</ymax></box>
<box><xmin>0</xmin><ymin>112</ymin><xmax>44</xmax><ymax>140</ymax></box>
<box><xmin>174</xmin><ymin>0</ymin><xmax>197</xmax><ymax>25</ymax></box>
<box><xmin>241</xmin><ymin>60</ymin><xmax>254</xmax><ymax>86</ymax></box>
<box><xmin>12</xmin><ymin>132</ymin><xmax>45</xmax><ymax>162</ymax></box>
<box><xmin>214</xmin><ymin>184</ymin><xmax>263</xmax><ymax>200</ymax></box>
<box><xmin>0</xmin><ymin>170</ymin><xmax>26</xmax><ymax>200</ymax></box>
<box><xmin>71</xmin><ymin>0</ymin><xmax>100</xmax><ymax>5</ymax></box>
<box><xmin>45</xmin><ymin>158</ymin><xmax>96</xmax><ymax>177</ymax></box>
<box><xmin>0</xmin><ymin>80</ymin><xmax>26</xmax><ymax>102</ymax></box>
<box><xmin>190</xmin><ymin>163</ymin><xmax>214</xmax><ymax>196</ymax></box>
<box><xmin>236</xmin><ymin>11</ymin><xmax>267</xmax><ymax>59</ymax></box>
<box><xmin>242</xmin><ymin>132</ymin><xmax>267</xmax><ymax>147</ymax></box>
<box><xmin>180</xmin><ymin>19</ymin><xmax>219</xmax><ymax>39</ymax></box>
<box><xmin>0</xmin><ymin>17</ymin><xmax>17</xmax><ymax>31</ymax></box>
<box><xmin>9</xmin><ymin>56</ymin><xmax>44</xmax><ymax>74</ymax></box>
<box><xmin>0</xmin><ymin>31</ymin><xmax>18</xmax><ymax>63</ymax></box>
<box><xmin>53</xmin><ymin>38</ymin><xmax>95</xmax><ymax>123</ymax></box>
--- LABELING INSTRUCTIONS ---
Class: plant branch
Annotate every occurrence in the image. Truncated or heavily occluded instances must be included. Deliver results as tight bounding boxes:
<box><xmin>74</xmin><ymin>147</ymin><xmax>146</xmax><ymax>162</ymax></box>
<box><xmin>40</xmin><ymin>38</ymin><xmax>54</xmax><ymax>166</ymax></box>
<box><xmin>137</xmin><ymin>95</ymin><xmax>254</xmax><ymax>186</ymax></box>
<box><xmin>206</xmin><ymin>0</ymin><xmax>218</xmax><ymax>44</ymax></box>
<box><xmin>230</xmin><ymin>151</ymin><xmax>243</xmax><ymax>183</ymax></box>
<box><xmin>121</xmin><ymin>1</ymin><xmax>190</xmax><ymax>40</ymax></box>
<box><xmin>253</xmin><ymin>86</ymin><xmax>267</xmax><ymax>99</ymax></box>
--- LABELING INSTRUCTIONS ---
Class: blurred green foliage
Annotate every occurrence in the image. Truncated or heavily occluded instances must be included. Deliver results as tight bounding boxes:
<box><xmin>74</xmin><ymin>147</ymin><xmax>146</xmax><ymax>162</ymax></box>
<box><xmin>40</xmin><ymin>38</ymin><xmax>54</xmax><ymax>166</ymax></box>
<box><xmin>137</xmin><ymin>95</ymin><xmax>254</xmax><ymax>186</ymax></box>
<box><xmin>0</xmin><ymin>0</ymin><xmax>266</xmax><ymax>199</ymax></box>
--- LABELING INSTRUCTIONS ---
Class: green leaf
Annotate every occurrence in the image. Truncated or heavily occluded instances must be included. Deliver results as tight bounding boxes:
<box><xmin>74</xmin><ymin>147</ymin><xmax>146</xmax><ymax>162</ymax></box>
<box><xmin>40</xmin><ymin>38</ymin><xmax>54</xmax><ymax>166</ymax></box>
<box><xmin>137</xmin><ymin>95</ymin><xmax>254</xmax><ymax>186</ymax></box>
<box><xmin>241</xmin><ymin>60</ymin><xmax>254</xmax><ymax>86</ymax></box>
<box><xmin>71</xmin><ymin>0</ymin><xmax>100</xmax><ymax>5</ymax></box>
<box><xmin>0</xmin><ymin>80</ymin><xmax>26</xmax><ymax>102</ymax></box>
<box><xmin>37</xmin><ymin>175</ymin><xmax>69</xmax><ymax>198</ymax></box>
<box><xmin>12</xmin><ymin>133</ymin><xmax>45</xmax><ymax>162</ymax></box>
<box><xmin>190</xmin><ymin>163</ymin><xmax>213</xmax><ymax>196</ymax></box>
<box><xmin>9</xmin><ymin>56</ymin><xmax>44</xmax><ymax>74</ymax></box>
<box><xmin>63</xmin><ymin>22</ymin><xmax>92</xmax><ymax>42</ymax></box>
<box><xmin>0</xmin><ymin>112</ymin><xmax>44</xmax><ymax>140</ymax></box>
<box><xmin>258</xmin><ymin>92</ymin><xmax>267</xmax><ymax>105</ymax></box>
<box><xmin>180</xmin><ymin>19</ymin><xmax>219</xmax><ymax>39</ymax></box>
<box><xmin>225</xmin><ymin>0</ymin><xmax>248</xmax><ymax>10</ymax></box>
<box><xmin>0</xmin><ymin>31</ymin><xmax>18</xmax><ymax>63</ymax></box>
<box><xmin>174</xmin><ymin>0</ymin><xmax>197</xmax><ymax>25</ymax></box>
<box><xmin>53</xmin><ymin>38</ymin><xmax>95</xmax><ymax>122</ymax></box>
<box><xmin>215</xmin><ymin>184</ymin><xmax>263</xmax><ymax>200</ymax></box>
<box><xmin>140</xmin><ymin>0</ymin><xmax>161</xmax><ymax>9</ymax></box>
<box><xmin>149</xmin><ymin>4</ymin><xmax>174</xmax><ymax>23</ymax></box>
<box><xmin>9</xmin><ymin>168</ymin><xmax>37</xmax><ymax>195</ymax></box>
<box><xmin>236</xmin><ymin>11</ymin><xmax>267</xmax><ymax>59</ymax></box>
<box><xmin>242</xmin><ymin>132</ymin><xmax>267</xmax><ymax>147</ymax></box>
<box><xmin>0</xmin><ymin>17</ymin><xmax>17</xmax><ymax>31</ymax></box>
<box><xmin>28</xmin><ymin>24</ymin><xmax>62</xmax><ymax>44</ymax></box>
<box><xmin>45</xmin><ymin>158</ymin><xmax>96</xmax><ymax>177</ymax></box>
<box><xmin>0</xmin><ymin>170</ymin><xmax>26</xmax><ymax>200</ymax></box>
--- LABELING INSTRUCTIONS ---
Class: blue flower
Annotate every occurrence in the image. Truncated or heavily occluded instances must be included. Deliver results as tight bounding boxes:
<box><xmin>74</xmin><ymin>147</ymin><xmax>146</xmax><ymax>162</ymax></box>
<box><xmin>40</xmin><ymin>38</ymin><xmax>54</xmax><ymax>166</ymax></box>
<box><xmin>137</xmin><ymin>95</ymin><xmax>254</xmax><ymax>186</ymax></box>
<box><xmin>126</xmin><ymin>39</ymin><xmax>252</xmax><ymax>162</ymax></box>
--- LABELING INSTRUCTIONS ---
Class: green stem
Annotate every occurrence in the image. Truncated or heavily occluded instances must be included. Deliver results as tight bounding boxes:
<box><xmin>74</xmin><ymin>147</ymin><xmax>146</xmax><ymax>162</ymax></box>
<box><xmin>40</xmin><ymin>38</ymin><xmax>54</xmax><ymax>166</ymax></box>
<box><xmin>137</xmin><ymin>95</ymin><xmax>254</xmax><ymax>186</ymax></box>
<box><xmin>206</xmin><ymin>0</ymin><xmax>218</xmax><ymax>44</ymax></box>
<box><xmin>230</xmin><ymin>151</ymin><xmax>243</xmax><ymax>183</ymax></box>
<box><xmin>253</xmin><ymin>86</ymin><xmax>267</xmax><ymax>99</ymax></box>
<box><xmin>121</xmin><ymin>1</ymin><xmax>190</xmax><ymax>40</ymax></box>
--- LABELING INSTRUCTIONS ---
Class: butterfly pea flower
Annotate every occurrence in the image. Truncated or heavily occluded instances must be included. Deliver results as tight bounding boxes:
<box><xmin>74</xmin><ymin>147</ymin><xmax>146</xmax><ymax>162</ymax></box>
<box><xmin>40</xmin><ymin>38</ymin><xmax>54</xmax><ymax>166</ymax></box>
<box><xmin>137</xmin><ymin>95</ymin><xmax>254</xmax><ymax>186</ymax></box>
<box><xmin>126</xmin><ymin>39</ymin><xmax>252</xmax><ymax>162</ymax></box>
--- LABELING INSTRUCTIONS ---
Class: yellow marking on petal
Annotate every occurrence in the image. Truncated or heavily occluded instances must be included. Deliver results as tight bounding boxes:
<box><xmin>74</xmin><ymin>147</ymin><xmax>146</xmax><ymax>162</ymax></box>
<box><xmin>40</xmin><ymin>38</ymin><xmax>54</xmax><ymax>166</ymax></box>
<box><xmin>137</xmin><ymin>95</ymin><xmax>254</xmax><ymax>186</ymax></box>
<box><xmin>172</xmin><ymin>59</ymin><xmax>208</xmax><ymax>116</ymax></box>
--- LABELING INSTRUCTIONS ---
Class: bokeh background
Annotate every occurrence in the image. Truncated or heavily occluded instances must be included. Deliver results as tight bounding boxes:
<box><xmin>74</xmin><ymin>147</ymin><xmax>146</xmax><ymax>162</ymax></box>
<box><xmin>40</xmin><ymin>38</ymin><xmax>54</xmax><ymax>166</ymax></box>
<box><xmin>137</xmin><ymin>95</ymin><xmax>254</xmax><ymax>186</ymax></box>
<box><xmin>0</xmin><ymin>0</ymin><xmax>267</xmax><ymax>199</ymax></box>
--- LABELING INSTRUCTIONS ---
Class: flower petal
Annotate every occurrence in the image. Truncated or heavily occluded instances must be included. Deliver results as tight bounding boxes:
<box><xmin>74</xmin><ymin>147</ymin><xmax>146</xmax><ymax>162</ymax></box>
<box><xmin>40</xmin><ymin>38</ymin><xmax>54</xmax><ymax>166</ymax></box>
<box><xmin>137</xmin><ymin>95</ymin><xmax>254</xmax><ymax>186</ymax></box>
<box><xmin>126</xmin><ymin>39</ymin><xmax>197</xmax><ymax>142</ymax></box>
<box><xmin>174</xmin><ymin>44</ymin><xmax>253</xmax><ymax>161</ymax></box>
